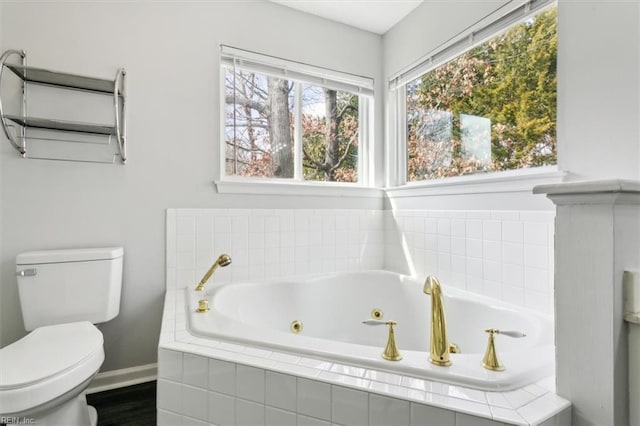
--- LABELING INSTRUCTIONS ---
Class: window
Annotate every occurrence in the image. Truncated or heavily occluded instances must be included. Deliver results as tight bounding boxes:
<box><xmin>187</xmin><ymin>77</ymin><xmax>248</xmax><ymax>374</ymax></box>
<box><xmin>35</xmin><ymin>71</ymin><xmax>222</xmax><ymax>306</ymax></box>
<box><xmin>221</xmin><ymin>46</ymin><xmax>373</xmax><ymax>185</ymax></box>
<box><xmin>393</xmin><ymin>2</ymin><xmax>557</xmax><ymax>183</ymax></box>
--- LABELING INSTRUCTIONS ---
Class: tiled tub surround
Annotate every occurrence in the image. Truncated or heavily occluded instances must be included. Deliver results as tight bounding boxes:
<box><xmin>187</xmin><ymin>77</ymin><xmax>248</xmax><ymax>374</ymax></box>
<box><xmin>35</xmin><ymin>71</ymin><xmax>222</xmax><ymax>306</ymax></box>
<box><xmin>187</xmin><ymin>271</ymin><xmax>554</xmax><ymax>391</ymax></box>
<box><xmin>158</xmin><ymin>290</ymin><xmax>570</xmax><ymax>426</ymax></box>
<box><xmin>167</xmin><ymin>208</ymin><xmax>384</xmax><ymax>290</ymax></box>
<box><xmin>162</xmin><ymin>208</ymin><xmax>568</xmax><ymax>425</ymax></box>
<box><xmin>384</xmin><ymin>210</ymin><xmax>555</xmax><ymax>315</ymax></box>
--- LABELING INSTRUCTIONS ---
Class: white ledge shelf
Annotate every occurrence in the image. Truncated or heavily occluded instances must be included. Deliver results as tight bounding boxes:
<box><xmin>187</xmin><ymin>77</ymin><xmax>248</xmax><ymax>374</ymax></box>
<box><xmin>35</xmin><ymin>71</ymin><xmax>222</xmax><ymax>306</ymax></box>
<box><xmin>534</xmin><ymin>179</ymin><xmax>640</xmax><ymax>195</ymax></box>
<box><xmin>214</xmin><ymin>179</ymin><xmax>384</xmax><ymax>198</ymax></box>
<box><xmin>386</xmin><ymin>167</ymin><xmax>566</xmax><ymax>198</ymax></box>
<box><xmin>534</xmin><ymin>179</ymin><xmax>640</xmax><ymax>206</ymax></box>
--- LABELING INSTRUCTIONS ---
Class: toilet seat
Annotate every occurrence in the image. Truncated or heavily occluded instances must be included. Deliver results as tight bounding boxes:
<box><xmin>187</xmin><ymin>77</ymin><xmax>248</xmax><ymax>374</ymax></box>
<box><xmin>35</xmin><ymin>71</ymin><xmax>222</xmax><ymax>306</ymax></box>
<box><xmin>0</xmin><ymin>321</ymin><xmax>104</xmax><ymax>415</ymax></box>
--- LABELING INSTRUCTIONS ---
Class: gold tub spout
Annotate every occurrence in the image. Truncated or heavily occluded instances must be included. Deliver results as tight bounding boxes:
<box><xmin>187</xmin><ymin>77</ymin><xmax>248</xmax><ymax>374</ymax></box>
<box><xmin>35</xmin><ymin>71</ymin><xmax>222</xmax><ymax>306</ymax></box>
<box><xmin>194</xmin><ymin>254</ymin><xmax>232</xmax><ymax>291</ymax></box>
<box><xmin>424</xmin><ymin>276</ymin><xmax>451</xmax><ymax>367</ymax></box>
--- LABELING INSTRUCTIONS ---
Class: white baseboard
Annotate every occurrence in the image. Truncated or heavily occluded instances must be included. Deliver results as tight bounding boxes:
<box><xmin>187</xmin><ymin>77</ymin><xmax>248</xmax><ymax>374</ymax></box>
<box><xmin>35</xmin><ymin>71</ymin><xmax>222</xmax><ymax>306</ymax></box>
<box><xmin>85</xmin><ymin>363</ymin><xmax>157</xmax><ymax>394</ymax></box>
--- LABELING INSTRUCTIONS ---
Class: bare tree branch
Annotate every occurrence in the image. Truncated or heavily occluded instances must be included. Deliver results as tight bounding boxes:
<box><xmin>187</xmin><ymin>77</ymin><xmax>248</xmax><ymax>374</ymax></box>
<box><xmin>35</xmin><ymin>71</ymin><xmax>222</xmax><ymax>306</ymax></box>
<box><xmin>329</xmin><ymin>131</ymin><xmax>358</xmax><ymax>174</ymax></box>
<box><xmin>225</xmin><ymin>94</ymin><xmax>269</xmax><ymax>115</ymax></box>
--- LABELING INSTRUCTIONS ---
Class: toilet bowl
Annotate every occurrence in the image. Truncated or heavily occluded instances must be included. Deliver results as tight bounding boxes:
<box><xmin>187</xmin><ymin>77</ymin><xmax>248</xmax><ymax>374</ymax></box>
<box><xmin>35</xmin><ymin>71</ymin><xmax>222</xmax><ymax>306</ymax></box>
<box><xmin>0</xmin><ymin>247</ymin><xmax>123</xmax><ymax>426</ymax></box>
<box><xmin>0</xmin><ymin>321</ymin><xmax>104</xmax><ymax>420</ymax></box>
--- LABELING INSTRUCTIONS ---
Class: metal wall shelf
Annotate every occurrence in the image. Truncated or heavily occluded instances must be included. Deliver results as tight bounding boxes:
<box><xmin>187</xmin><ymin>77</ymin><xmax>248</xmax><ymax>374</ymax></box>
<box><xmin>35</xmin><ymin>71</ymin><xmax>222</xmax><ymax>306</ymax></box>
<box><xmin>4</xmin><ymin>115</ymin><xmax>116</xmax><ymax>135</ymax></box>
<box><xmin>5</xmin><ymin>64</ymin><xmax>118</xmax><ymax>95</ymax></box>
<box><xmin>0</xmin><ymin>49</ymin><xmax>127</xmax><ymax>164</ymax></box>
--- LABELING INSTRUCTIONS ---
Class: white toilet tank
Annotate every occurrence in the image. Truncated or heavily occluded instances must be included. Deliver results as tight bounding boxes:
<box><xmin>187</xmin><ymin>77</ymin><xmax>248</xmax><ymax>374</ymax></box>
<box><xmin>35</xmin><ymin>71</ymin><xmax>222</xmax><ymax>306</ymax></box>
<box><xmin>16</xmin><ymin>247</ymin><xmax>123</xmax><ymax>331</ymax></box>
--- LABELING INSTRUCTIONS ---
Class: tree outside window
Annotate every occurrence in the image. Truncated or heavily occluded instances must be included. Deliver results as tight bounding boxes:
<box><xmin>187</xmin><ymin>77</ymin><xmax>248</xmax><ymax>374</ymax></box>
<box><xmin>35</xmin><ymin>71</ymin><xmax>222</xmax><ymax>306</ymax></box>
<box><xmin>225</xmin><ymin>68</ymin><xmax>360</xmax><ymax>183</ymax></box>
<box><xmin>407</xmin><ymin>7</ymin><xmax>557</xmax><ymax>181</ymax></box>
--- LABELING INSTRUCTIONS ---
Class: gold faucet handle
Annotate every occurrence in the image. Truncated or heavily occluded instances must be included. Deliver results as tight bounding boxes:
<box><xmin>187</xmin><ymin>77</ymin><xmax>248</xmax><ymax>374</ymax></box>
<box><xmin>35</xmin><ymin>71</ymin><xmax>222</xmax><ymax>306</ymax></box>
<box><xmin>362</xmin><ymin>320</ymin><xmax>402</xmax><ymax>361</ymax></box>
<box><xmin>482</xmin><ymin>329</ymin><xmax>527</xmax><ymax>371</ymax></box>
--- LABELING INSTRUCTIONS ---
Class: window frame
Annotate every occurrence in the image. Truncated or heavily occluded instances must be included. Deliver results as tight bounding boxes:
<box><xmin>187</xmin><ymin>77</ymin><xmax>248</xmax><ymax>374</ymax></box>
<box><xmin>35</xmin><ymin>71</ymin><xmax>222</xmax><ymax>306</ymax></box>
<box><xmin>216</xmin><ymin>46</ymin><xmax>376</xmax><ymax>196</ymax></box>
<box><xmin>386</xmin><ymin>0</ymin><xmax>562</xmax><ymax>194</ymax></box>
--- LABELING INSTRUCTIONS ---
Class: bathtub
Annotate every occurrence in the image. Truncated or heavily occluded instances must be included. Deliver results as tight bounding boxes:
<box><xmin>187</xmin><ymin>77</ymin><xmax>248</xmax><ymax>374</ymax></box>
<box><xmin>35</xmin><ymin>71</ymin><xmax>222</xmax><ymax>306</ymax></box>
<box><xmin>186</xmin><ymin>270</ymin><xmax>554</xmax><ymax>392</ymax></box>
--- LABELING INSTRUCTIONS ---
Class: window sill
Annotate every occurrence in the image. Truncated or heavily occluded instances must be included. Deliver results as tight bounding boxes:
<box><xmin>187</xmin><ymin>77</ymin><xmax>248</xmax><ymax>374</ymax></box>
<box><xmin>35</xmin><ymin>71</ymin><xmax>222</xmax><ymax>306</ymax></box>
<box><xmin>385</xmin><ymin>166</ymin><xmax>567</xmax><ymax>198</ymax></box>
<box><xmin>214</xmin><ymin>179</ymin><xmax>384</xmax><ymax>198</ymax></box>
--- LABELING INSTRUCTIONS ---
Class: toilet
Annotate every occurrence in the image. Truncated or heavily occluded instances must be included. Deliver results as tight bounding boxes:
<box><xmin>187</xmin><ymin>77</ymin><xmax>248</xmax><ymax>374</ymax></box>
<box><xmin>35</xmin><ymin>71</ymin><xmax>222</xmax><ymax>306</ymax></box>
<box><xmin>0</xmin><ymin>247</ymin><xmax>123</xmax><ymax>426</ymax></box>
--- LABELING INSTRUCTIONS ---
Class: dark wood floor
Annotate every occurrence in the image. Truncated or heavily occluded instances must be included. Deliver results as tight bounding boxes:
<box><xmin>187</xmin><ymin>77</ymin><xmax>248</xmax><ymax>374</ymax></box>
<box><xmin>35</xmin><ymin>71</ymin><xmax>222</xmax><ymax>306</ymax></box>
<box><xmin>86</xmin><ymin>380</ymin><xmax>156</xmax><ymax>426</ymax></box>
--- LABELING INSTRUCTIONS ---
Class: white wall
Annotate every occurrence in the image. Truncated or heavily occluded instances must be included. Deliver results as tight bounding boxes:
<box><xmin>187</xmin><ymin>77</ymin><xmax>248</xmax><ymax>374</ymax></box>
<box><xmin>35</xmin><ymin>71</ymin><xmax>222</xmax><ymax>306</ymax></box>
<box><xmin>558</xmin><ymin>1</ymin><xmax>640</xmax><ymax>181</ymax></box>
<box><xmin>0</xmin><ymin>1</ymin><xmax>383</xmax><ymax>371</ymax></box>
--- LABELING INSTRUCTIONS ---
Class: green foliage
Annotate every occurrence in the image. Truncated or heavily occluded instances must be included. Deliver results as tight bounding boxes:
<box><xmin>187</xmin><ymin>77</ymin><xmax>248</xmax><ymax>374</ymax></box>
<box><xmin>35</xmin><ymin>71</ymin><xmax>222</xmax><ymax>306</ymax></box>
<box><xmin>408</xmin><ymin>7</ymin><xmax>557</xmax><ymax>181</ymax></box>
<box><xmin>303</xmin><ymin>91</ymin><xmax>359</xmax><ymax>182</ymax></box>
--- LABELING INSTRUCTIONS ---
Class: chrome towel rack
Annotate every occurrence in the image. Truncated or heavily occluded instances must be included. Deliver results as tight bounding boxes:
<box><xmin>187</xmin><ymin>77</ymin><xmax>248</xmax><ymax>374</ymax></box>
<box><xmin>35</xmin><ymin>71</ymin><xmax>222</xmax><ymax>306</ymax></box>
<box><xmin>0</xmin><ymin>49</ymin><xmax>127</xmax><ymax>164</ymax></box>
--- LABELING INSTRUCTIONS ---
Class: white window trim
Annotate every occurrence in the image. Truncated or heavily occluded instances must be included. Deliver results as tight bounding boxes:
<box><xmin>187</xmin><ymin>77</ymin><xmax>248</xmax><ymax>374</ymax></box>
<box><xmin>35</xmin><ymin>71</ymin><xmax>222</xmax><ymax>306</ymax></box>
<box><xmin>214</xmin><ymin>177</ymin><xmax>383</xmax><ymax>198</ymax></box>
<box><xmin>385</xmin><ymin>166</ymin><xmax>567</xmax><ymax>198</ymax></box>
<box><xmin>386</xmin><ymin>0</ymin><xmax>560</xmax><ymax>196</ymax></box>
<box><xmin>217</xmin><ymin>46</ymin><xmax>375</xmax><ymax>194</ymax></box>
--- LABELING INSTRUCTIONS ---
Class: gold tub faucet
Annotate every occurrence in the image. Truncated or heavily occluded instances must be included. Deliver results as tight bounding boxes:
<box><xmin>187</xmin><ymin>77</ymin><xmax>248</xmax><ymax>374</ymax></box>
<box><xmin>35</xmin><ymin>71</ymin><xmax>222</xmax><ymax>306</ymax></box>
<box><xmin>423</xmin><ymin>276</ymin><xmax>451</xmax><ymax>366</ymax></box>
<box><xmin>194</xmin><ymin>254</ymin><xmax>232</xmax><ymax>291</ymax></box>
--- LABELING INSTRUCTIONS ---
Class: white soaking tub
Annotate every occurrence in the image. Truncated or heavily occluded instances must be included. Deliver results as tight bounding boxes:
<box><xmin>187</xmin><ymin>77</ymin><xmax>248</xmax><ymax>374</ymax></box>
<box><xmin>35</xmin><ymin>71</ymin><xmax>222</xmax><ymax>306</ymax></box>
<box><xmin>186</xmin><ymin>270</ymin><xmax>554</xmax><ymax>391</ymax></box>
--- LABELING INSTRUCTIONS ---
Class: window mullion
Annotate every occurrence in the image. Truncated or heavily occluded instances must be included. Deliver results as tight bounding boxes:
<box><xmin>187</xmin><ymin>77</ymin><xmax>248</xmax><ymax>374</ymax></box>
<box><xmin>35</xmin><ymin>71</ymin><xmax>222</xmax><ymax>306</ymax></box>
<box><xmin>293</xmin><ymin>82</ymin><xmax>303</xmax><ymax>181</ymax></box>
<box><xmin>397</xmin><ymin>86</ymin><xmax>407</xmax><ymax>186</ymax></box>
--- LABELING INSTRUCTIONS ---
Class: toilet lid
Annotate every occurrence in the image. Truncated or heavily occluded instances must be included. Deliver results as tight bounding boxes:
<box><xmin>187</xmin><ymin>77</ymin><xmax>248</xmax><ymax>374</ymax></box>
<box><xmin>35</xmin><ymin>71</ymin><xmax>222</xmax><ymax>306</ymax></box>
<box><xmin>0</xmin><ymin>321</ymin><xmax>103</xmax><ymax>390</ymax></box>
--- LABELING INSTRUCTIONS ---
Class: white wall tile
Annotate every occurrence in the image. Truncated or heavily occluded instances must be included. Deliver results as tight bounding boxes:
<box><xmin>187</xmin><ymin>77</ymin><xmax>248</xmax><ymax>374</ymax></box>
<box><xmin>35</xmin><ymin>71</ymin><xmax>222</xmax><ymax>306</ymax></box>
<box><xmin>332</xmin><ymin>385</ymin><xmax>368</xmax><ymax>426</ymax></box>
<box><xmin>524</xmin><ymin>222</ymin><xmax>549</xmax><ymax>245</ymax></box>
<box><xmin>455</xmin><ymin>413</ymin><xmax>503</xmax><ymax>426</ymax></box>
<box><xmin>157</xmin><ymin>379</ymin><xmax>182</xmax><ymax>414</ymax></box>
<box><xmin>502</xmin><ymin>242</ymin><xmax>523</xmax><ymax>265</ymax></box>
<box><xmin>297</xmin><ymin>414</ymin><xmax>332</xmax><ymax>426</ymax></box>
<box><xmin>266</xmin><ymin>371</ymin><xmax>297</xmax><ymax>411</ymax></box>
<box><xmin>384</xmin><ymin>209</ymin><xmax>554</xmax><ymax>313</ymax></box>
<box><xmin>524</xmin><ymin>267</ymin><xmax>550</xmax><ymax>293</ymax></box>
<box><xmin>209</xmin><ymin>359</ymin><xmax>235</xmax><ymax>395</ymax></box>
<box><xmin>182</xmin><ymin>416</ymin><xmax>207</xmax><ymax>426</ymax></box>
<box><xmin>158</xmin><ymin>349</ymin><xmax>183</xmax><ymax>382</ymax></box>
<box><xmin>183</xmin><ymin>354</ymin><xmax>208</xmax><ymax>389</ymax></box>
<box><xmin>410</xmin><ymin>402</ymin><xmax>455</xmax><ymax>426</ymax></box>
<box><xmin>482</xmin><ymin>221</ymin><xmax>501</xmax><ymax>241</ymax></box>
<box><xmin>168</xmin><ymin>208</ymin><xmax>552</xmax><ymax>312</ymax></box>
<box><xmin>483</xmin><ymin>260</ymin><xmax>502</xmax><ymax>282</ymax></box>
<box><xmin>369</xmin><ymin>394</ymin><xmax>410</xmax><ymax>426</ymax></box>
<box><xmin>209</xmin><ymin>391</ymin><xmax>235</xmax><ymax>426</ymax></box>
<box><xmin>297</xmin><ymin>378</ymin><xmax>331</xmax><ymax>421</ymax></box>
<box><xmin>182</xmin><ymin>384</ymin><xmax>208</xmax><ymax>421</ymax></box>
<box><xmin>266</xmin><ymin>406</ymin><xmax>296</xmax><ymax>426</ymax></box>
<box><xmin>157</xmin><ymin>409</ymin><xmax>182</xmax><ymax>426</ymax></box>
<box><xmin>235</xmin><ymin>398</ymin><xmax>265</xmax><ymax>426</ymax></box>
<box><xmin>502</xmin><ymin>285</ymin><xmax>525</xmax><ymax>306</ymax></box>
<box><xmin>502</xmin><ymin>221</ymin><xmax>523</xmax><ymax>243</ymax></box>
<box><xmin>438</xmin><ymin>218</ymin><xmax>451</xmax><ymax>236</ymax></box>
<box><xmin>236</xmin><ymin>365</ymin><xmax>265</xmax><ymax>403</ymax></box>
<box><xmin>425</xmin><ymin>218</ymin><xmax>438</xmax><ymax>234</ymax></box>
<box><xmin>451</xmin><ymin>219</ymin><xmax>466</xmax><ymax>237</ymax></box>
<box><xmin>466</xmin><ymin>239</ymin><xmax>483</xmax><ymax>259</ymax></box>
<box><xmin>451</xmin><ymin>238</ymin><xmax>466</xmax><ymax>256</ymax></box>
<box><xmin>524</xmin><ymin>244</ymin><xmax>549</xmax><ymax>269</ymax></box>
<box><xmin>482</xmin><ymin>241</ymin><xmax>501</xmax><ymax>262</ymax></box>
<box><xmin>177</xmin><ymin>216</ymin><xmax>196</xmax><ymax>235</ymax></box>
<box><xmin>212</xmin><ymin>215</ymin><xmax>230</xmax><ymax>233</ymax></box>
<box><xmin>502</xmin><ymin>263</ymin><xmax>524</xmax><ymax>287</ymax></box>
<box><xmin>466</xmin><ymin>258</ymin><xmax>483</xmax><ymax>279</ymax></box>
<box><xmin>467</xmin><ymin>219</ymin><xmax>483</xmax><ymax>239</ymax></box>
